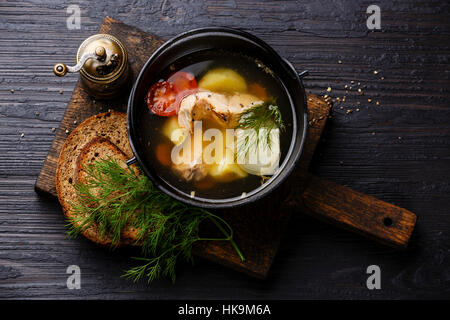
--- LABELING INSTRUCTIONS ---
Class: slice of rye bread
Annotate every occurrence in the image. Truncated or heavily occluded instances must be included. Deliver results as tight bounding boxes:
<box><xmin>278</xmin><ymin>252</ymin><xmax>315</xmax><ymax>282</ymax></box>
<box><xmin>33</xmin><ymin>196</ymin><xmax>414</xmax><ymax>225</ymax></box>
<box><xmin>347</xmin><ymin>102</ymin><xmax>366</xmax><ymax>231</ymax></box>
<box><xmin>56</xmin><ymin>111</ymin><xmax>138</xmax><ymax>246</ymax></box>
<box><xmin>74</xmin><ymin>137</ymin><xmax>140</xmax><ymax>245</ymax></box>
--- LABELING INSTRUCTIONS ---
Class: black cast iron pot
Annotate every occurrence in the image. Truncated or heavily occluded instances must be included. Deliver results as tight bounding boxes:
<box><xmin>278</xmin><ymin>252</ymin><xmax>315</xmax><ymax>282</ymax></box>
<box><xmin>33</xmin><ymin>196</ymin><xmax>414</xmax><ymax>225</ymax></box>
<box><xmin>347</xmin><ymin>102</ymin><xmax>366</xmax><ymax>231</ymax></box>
<box><xmin>127</xmin><ymin>27</ymin><xmax>308</xmax><ymax>209</ymax></box>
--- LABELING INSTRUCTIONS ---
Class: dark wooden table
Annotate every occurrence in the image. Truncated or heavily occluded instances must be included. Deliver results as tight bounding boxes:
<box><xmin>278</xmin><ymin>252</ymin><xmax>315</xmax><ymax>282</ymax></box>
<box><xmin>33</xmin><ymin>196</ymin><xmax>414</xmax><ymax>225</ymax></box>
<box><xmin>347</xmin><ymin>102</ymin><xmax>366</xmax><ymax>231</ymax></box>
<box><xmin>0</xmin><ymin>0</ymin><xmax>449</xmax><ymax>299</ymax></box>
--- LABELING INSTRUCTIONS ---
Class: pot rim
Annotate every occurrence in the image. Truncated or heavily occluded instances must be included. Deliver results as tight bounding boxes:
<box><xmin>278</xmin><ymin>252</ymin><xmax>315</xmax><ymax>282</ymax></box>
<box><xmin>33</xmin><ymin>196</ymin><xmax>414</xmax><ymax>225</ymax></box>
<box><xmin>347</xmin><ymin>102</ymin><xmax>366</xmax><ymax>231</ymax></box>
<box><xmin>127</xmin><ymin>27</ymin><xmax>308</xmax><ymax>209</ymax></box>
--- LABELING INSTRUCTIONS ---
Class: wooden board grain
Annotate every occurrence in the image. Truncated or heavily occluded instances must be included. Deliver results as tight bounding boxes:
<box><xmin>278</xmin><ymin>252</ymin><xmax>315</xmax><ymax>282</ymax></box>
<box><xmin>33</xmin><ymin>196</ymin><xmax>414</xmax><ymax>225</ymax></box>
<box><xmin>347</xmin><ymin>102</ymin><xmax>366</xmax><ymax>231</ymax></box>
<box><xmin>34</xmin><ymin>17</ymin><xmax>331</xmax><ymax>279</ymax></box>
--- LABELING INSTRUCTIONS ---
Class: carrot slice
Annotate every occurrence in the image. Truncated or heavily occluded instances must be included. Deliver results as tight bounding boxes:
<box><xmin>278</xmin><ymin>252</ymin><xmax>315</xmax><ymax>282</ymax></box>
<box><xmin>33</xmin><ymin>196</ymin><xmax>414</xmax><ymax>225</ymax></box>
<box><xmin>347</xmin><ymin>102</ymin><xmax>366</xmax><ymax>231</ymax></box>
<box><xmin>195</xmin><ymin>179</ymin><xmax>216</xmax><ymax>190</ymax></box>
<box><xmin>248</xmin><ymin>83</ymin><xmax>268</xmax><ymax>101</ymax></box>
<box><xmin>155</xmin><ymin>143</ymin><xmax>172</xmax><ymax>166</ymax></box>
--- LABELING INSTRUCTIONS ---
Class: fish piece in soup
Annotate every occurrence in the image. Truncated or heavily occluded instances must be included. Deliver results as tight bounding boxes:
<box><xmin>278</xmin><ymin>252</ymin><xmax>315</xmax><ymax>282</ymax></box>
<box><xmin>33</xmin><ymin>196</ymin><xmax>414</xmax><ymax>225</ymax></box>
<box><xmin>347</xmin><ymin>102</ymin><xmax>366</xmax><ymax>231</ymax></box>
<box><xmin>178</xmin><ymin>91</ymin><xmax>263</xmax><ymax>131</ymax></box>
<box><xmin>170</xmin><ymin>133</ymin><xmax>208</xmax><ymax>182</ymax></box>
<box><xmin>172</xmin><ymin>161</ymin><xmax>208</xmax><ymax>181</ymax></box>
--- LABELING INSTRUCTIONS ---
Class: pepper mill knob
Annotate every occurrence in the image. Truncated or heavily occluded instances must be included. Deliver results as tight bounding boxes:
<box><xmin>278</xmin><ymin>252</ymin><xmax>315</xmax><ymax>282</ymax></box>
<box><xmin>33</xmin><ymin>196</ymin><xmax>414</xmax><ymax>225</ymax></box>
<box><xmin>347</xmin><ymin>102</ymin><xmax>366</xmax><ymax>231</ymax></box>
<box><xmin>95</xmin><ymin>46</ymin><xmax>106</xmax><ymax>61</ymax></box>
<box><xmin>53</xmin><ymin>63</ymin><xmax>68</xmax><ymax>77</ymax></box>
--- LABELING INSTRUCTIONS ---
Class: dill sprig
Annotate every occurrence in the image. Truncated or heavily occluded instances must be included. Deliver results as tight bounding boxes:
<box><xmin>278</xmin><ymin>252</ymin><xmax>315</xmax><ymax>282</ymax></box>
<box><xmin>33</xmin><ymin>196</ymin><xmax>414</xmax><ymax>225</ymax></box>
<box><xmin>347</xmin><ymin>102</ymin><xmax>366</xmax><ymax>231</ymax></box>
<box><xmin>68</xmin><ymin>158</ymin><xmax>244</xmax><ymax>283</ymax></box>
<box><xmin>235</xmin><ymin>100</ymin><xmax>285</xmax><ymax>158</ymax></box>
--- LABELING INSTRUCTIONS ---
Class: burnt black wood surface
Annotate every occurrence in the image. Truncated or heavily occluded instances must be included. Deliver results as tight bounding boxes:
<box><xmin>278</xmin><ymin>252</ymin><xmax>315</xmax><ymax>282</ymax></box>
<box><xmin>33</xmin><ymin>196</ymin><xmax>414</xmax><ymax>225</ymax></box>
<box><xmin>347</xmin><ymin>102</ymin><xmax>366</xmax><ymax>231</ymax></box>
<box><xmin>0</xmin><ymin>0</ymin><xmax>449</xmax><ymax>299</ymax></box>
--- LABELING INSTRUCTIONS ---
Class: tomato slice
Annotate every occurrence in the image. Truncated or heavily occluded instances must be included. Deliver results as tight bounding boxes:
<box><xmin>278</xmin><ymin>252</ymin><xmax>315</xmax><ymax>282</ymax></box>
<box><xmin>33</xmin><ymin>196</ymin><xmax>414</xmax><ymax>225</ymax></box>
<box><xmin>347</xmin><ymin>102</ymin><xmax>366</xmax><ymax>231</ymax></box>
<box><xmin>146</xmin><ymin>72</ymin><xmax>198</xmax><ymax>116</ymax></box>
<box><xmin>168</xmin><ymin>71</ymin><xmax>198</xmax><ymax>91</ymax></box>
<box><xmin>146</xmin><ymin>81</ymin><xmax>178</xmax><ymax>116</ymax></box>
<box><xmin>169</xmin><ymin>72</ymin><xmax>199</xmax><ymax>114</ymax></box>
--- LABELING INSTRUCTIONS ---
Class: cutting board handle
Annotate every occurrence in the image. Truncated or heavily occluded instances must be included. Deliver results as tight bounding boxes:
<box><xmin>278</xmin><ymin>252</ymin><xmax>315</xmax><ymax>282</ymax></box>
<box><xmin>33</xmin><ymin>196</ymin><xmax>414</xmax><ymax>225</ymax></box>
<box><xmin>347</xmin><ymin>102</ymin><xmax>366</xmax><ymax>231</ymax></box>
<box><xmin>295</xmin><ymin>174</ymin><xmax>417</xmax><ymax>249</ymax></box>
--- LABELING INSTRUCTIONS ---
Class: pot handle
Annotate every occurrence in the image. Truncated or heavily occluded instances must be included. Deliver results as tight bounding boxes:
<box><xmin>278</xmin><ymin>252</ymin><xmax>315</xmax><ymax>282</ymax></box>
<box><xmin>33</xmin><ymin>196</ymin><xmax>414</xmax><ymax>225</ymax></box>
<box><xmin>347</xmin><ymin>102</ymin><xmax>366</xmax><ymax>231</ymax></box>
<box><xmin>282</xmin><ymin>57</ymin><xmax>309</xmax><ymax>79</ymax></box>
<box><xmin>126</xmin><ymin>157</ymin><xmax>137</xmax><ymax>166</ymax></box>
<box><xmin>298</xmin><ymin>70</ymin><xmax>309</xmax><ymax>79</ymax></box>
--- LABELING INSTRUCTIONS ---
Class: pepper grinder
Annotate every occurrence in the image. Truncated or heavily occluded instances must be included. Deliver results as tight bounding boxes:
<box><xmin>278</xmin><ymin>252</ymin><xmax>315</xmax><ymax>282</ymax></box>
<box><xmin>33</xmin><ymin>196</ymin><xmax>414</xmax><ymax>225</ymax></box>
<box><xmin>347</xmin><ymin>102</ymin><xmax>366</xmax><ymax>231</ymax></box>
<box><xmin>53</xmin><ymin>34</ymin><xmax>131</xmax><ymax>99</ymax></box>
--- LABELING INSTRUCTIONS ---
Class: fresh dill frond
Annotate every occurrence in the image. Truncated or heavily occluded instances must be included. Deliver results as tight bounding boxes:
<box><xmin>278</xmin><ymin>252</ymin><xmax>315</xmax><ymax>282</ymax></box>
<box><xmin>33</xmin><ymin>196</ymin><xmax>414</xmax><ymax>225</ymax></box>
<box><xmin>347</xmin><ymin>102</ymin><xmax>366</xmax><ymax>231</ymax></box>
<box><xmin>68</xmin><ymin>158</ymin><xmax>244</xmax><ymax>283</ymax></box>
<box><xmin>235</xmin><ymin>100</ymin><xmax>285</xmax><ymax>159</ymax></box>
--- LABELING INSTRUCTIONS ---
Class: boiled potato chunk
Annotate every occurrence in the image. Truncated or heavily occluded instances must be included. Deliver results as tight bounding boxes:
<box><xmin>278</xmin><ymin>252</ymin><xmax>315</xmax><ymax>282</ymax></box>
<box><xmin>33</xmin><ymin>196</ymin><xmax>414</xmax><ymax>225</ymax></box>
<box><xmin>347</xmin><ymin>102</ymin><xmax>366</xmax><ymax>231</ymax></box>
<box><xmin>209</xmin><ymin>158</ymin><xmax>248</xmax><ymax>182</ymax></box>
<box><xmin>162</xmin><ymin>116</ymin><xmax>187</xmax><ymax>145</ymax></box>
<box><xmin>198</xmin><ymin>68</ymin><xmax>247</xmax><ymax>93</ymax></box>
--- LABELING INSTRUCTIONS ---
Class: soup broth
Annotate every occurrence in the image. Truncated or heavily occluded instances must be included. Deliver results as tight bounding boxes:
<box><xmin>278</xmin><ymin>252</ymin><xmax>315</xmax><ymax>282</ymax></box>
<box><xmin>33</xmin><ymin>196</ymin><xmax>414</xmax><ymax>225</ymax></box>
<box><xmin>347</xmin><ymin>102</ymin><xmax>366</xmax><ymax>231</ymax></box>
<box><xmin>142</xmin><ymin>50</ymin><xmax>293</xmax><ymax>200</ymax></box>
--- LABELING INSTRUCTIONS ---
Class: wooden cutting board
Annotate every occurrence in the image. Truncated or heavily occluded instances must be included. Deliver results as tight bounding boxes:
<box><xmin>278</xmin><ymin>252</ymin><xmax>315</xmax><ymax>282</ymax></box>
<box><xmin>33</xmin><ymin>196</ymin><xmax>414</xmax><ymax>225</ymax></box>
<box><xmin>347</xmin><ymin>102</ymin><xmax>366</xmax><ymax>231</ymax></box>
<box><xmin>35</xmin><ymin>17</ymin><xmax>417</xmax><ymax>279</ymax></box>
